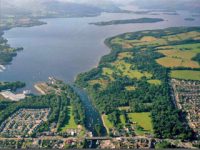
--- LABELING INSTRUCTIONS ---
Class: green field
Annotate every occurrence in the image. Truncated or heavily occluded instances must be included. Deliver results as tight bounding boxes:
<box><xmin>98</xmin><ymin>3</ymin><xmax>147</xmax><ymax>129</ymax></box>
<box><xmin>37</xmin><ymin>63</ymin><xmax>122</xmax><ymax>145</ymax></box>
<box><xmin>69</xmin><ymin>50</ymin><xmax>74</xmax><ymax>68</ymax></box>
<box><xmin>163</xmin><ymin>31</ymin><xmax>200</xmax><ymax>41</ymax></box>
<box><xmin>170</xmin><ymin>70</ymin><xmax>200</xmax><ymax>81</ymax></box>
<box><xmin>102</xmin><ymin>115</ymin><xmax>114</xmax><ymax>133</ymax></box>
<box><xmin>118</xmin><ymin>52</ymin><xmax>133</xmax><ymax>59</ymax></box>
<box><xmin>89</xmin><ymin>78</ymin><xmax>108</xmax><ymax>89</ymax></box>
<box><xmin>128</xmin><ymin>112</ymin><xmax>153</xmax><ymax>135</ymax></box>
<box><xmin>147</xmin><ymin>80</ymin><xmax>162</xmax><ymax>85</ymax></box>
<box><xmin>120</xmin><ymin>114</ymin><xmax>126</xmax><ymax>125</ymax></box>
<box><xmin>95</xmin><ymin>59</ymin><xmax>153</xmax><ymax>89</ymax></box>
<box><xmin>118</xmin><ymin>106</ymin><xmax>131</xmax><ymax>111</ymax></box>
<box><xmin>102</xmin><ymin>114</ymin><xmax>127</xmax><ymax>134</ymax></box>
<box><xmin>125</xmin><ymin>86</ymin><xmax>136</xmax><ymax>91</ymax></box>
<box><xmin>156</xmin><ymin>43</ymin><xmax>200</xmax><ymax>68</ymax></box>
<box><xmin>61</xmin><ymin>106</ymin><xmax>77</xmax><ymax>131</ymax></box>
<box><xmin>112</xmin><ymin>60</ymin><xmax>152</xmax><ymax>80</ymax></box>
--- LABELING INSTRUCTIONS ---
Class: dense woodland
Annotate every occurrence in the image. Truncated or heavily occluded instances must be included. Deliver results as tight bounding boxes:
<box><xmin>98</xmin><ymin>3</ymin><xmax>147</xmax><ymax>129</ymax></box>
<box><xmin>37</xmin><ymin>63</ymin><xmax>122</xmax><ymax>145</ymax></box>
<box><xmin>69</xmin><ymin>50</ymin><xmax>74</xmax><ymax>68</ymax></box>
<box><xmin>0</xmin><ymin>81</ymin><xmax>25</xmax><ymax>91</ymax></box>
<box><xmin>0</xmin><ymin>31</ymin><xmax>23</xmax><ymax>65</ymax></box>
<box><xmin>76</xmin><ymin>27</ymin><xmax>200</xmax><ymax>140</ymax></box>
<box><xmin>192</xmin><ymin>53</ymin><xmax>200</xmax><ymax>64</ymax></box>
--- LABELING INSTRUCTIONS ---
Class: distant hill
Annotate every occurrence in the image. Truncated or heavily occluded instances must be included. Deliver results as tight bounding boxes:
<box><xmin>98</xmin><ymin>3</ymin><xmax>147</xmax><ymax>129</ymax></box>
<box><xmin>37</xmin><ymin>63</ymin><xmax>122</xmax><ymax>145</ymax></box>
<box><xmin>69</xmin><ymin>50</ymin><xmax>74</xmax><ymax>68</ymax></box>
<box><xmin>1</xmin><ymin>0</ymin><xmax>126</xmax><ymax>18</ymax></box>
<box><xmin>132</xmin><ymin>0</ymin><xmax>200</xmax><ymax>13</ymax></box>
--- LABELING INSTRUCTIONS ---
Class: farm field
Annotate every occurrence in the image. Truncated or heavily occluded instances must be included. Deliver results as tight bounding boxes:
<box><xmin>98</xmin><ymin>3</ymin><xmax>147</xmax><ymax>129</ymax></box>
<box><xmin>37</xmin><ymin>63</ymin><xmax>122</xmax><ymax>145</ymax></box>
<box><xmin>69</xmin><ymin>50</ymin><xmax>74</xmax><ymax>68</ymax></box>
<box><xmin>170</xmin><ymin>70</ymin><xmax>200</xmax><ymax>81</ymax></box>
<box><xmin>128</xmin><ymin>112</ymin><xmax>153</xmax><ymax>135</ymax></box>
<box><xmin>117</xmin><ymin>52</ymin><xmax>133</xmax><ymax>59</ymax></box>
<box><xmin>163</xmin><ymin>31</ymin><xmax>200</xmax><ymax>41</ymax></box>
<box><xmin>156</xmin><ymin>43</ymin><xmax>200</xmax><ymax>68</ymax></box>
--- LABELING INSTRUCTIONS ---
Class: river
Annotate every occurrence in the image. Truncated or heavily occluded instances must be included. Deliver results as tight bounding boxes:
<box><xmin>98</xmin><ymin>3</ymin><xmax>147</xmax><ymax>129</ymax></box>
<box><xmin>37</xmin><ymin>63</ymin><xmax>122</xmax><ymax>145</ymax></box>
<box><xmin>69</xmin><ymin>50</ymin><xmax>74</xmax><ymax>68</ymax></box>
<box><xmin>72</xmin><ymin>86</ymin><xmax>106</xmax><ymax>136</ymax></box>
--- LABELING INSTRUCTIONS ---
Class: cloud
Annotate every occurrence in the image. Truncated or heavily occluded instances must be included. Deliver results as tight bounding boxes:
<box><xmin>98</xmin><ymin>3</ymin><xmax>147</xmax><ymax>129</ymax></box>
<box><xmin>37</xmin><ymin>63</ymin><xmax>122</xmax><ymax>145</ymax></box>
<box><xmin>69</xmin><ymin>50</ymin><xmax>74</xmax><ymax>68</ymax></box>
<box><xmin>2</xmin><ymin>0</ymin><xmax>133</xmax><ymax>8</ymax></box>
<box><xmin>2</xmin><ymin>0</ymin><xmax>45</xmax><ymax>12</ymax></box>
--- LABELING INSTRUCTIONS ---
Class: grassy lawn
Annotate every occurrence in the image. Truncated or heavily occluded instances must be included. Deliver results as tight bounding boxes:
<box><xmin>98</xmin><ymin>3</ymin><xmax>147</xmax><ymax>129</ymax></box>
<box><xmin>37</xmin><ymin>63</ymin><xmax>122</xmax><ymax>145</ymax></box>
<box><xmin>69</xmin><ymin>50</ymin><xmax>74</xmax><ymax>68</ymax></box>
<box><xmin>102</xmin><ymin>67</ymin><xmax>114</xmax><ymax>80</ymax></box>
<box><xmin>140</xmin><ymin>36</ymin><xmax>158</xmax><ymax>42</ymax></box>
<box><xmin>128</xmin><ymin>112</ymin><xmax>153</xmax><ymax>135</ymax></box>
<box><xmin>125</xmin><ymin>86</ymin><xmax>136</xmax><ymax>91</ymax></box>
<box><xmin>118</xmin><ymin>106</ymin><xmax>130</xmax><ymax>111</ymax></box>
<box><xmin>102</xmin><ymin>67</ymin><xmax>113</xmax><ymax>75</ymax></box>
<box><xmin>120</xmin><ymin>114</ymin><xmax>126</xmax><ymax>125</ymax></box>
<box><xmin>174</xmin><ymin>43</ymin><xmax>200</xmax><ymax>50</ymax></box>
<box><xmin>102</xmin><ymin>115</ymin><xmax>114</xmax><ymax>133</ymax></box>
<box><xmin>111</xmin><ymin>37</ymin><xmax>124</xmax><ymax>45</ymax></box>
<box><xmin>147</xmin><ymin>79</ymin><xmax>161</xmax><ymax>85</ymax></box>
<box><xmin>61</xmin><ymin>106</ymin><xmax>77</xmax><ymax>132</ymax></box>
<box><xmin>101</xmin><ymin>60</ymin><xmax>153</xmax><ymax>81</ymax></box>
<box><xmin>170</xmin><ymin>70</ymin><xmax>200</xmax><ymax>81</ymax></box>
<box><xmin>89</xmin><ymin>78</ymin><xmax>109</xmax><ymax>89</ymax></box>
<box><xmin>123</xmin><ymin>70</ymin><xmax>152</xmax><ymax>79</ymax></box>
<box><xmin>112</xmin><ymin>60</ymin><xmax>152</xmax><ymax>79</ymax></box>
<box><xmin>117</xmin><ymin>52</ymin><xmax>133</xmax><ymax>59</ymax></box>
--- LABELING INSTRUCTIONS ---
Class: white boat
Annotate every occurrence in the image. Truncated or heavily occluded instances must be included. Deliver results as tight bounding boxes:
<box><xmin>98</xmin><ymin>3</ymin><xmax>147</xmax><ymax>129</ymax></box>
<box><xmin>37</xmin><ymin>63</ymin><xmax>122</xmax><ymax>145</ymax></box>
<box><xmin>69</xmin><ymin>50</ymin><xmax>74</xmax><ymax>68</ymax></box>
<box><xmin>0</xmin><ymin>65</ymin><xmax>6</xmax><ymax>70</ymax></box>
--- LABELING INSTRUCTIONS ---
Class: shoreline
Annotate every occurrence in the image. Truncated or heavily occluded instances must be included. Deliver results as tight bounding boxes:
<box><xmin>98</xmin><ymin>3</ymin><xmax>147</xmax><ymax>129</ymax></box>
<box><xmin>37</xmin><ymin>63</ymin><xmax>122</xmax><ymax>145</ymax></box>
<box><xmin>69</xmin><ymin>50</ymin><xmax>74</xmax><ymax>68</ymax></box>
<box><xmin>0</xmin><ymin>19</ymin><xmax>47</xmax><ymax>73</ymax></box>
<box><xmin>34</xmin><ymin>83</ymin><xmax>47</xmax><ymax>95</ymax></box>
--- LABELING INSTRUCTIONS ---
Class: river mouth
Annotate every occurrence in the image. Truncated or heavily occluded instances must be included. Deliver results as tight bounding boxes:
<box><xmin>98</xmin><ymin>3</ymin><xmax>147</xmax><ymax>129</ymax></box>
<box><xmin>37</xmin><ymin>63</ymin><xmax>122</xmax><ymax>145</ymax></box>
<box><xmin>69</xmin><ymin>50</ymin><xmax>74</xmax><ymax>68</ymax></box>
<box><xmin>1</xmin><ymin>9</ymin><xmax>200</xmax><ymax>91</ymax></box>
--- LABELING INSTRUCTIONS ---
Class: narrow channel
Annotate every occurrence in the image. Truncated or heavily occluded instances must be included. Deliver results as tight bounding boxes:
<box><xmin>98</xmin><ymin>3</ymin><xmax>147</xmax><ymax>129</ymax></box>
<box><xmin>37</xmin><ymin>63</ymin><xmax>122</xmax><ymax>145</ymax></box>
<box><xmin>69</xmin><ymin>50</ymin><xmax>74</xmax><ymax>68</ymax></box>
<box><xmin>72</xmin><ymin>86</ymin><xmax>106</xmax><ymax>136</ymax></box>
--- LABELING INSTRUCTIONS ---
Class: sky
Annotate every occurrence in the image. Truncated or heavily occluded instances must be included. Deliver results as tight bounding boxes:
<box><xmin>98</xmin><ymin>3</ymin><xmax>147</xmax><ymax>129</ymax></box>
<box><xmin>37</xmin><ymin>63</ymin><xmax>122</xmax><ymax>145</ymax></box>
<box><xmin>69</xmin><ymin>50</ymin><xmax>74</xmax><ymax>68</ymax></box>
<box><xmin>1</xmin><ymin>0</ymin><xmax>133</xmax><ymax>13</ymax></box>
<box><xmin>2</xmin><ymin>0</ymin><xmax>199</xmax><ymax>13</ymax></box>
<box><xmin>2</xmin><ymin>0</ymin><xmax>133</xmax><ymax>7</ymax></box>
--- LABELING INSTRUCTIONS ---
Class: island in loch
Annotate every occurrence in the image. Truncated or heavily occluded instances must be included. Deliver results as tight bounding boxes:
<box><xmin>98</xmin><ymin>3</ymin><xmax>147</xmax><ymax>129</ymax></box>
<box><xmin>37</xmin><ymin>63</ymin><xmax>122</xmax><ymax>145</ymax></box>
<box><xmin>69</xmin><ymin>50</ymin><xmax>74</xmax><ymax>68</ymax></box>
<box><xmin>90</xmin><ymin>18</ymin><xmax>164</xmax><ymax>26</ymax></box>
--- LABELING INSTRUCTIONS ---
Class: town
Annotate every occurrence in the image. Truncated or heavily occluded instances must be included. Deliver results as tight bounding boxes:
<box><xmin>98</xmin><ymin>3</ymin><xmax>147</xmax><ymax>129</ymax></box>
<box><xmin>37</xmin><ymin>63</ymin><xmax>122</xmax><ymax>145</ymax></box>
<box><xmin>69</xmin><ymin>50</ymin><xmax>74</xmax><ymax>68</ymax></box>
<box><xmin>0</xmin><ymin>109</ymin><xmax>50</xmax><ymax>138</ymax></box>
<box><xmin>0</xmin><ymin>77</ymin><xmax>198</xmax><ymax>149</ymax></box>
<box><xmin>171</xmin><ymin>79</ymin><xmax>200</xmax><ymax>138</ymax></box>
